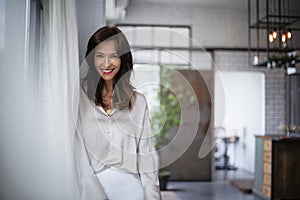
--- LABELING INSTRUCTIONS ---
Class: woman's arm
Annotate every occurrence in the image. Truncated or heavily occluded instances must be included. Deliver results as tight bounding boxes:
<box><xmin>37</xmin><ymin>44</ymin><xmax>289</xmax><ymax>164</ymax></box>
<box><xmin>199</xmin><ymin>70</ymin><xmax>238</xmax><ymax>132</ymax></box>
<box><xmin>137</xmin><ymin>104</ymin><xmax>162</xmax><ymax>200</ymax></box>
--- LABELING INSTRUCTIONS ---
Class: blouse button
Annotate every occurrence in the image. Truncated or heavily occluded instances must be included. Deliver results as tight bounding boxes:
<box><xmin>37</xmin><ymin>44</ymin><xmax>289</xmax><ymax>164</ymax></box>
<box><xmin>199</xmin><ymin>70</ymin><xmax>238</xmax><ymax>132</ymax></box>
<box><xmin>107</xmin><ymin>131</ymin><xmax>112</xmax><ymax>139</ymax></box>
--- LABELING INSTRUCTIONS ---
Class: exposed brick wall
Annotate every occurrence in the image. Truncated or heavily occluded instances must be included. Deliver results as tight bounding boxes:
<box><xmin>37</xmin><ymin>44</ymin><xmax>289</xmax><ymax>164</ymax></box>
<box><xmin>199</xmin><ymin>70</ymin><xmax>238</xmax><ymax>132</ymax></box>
<box><xmin>214</xmin><ymin>51</ymin><xmax>249</xmax><ymax>71</ymax></box>
<box><xmin>214</xmin><ymin>51</ymin><xmax>286</xmax><ymax>135</ymax></box>
<box><xmin>264</xmin><ymin>70</ymin><xmax>286</xmax><ymax>135</ymax></box>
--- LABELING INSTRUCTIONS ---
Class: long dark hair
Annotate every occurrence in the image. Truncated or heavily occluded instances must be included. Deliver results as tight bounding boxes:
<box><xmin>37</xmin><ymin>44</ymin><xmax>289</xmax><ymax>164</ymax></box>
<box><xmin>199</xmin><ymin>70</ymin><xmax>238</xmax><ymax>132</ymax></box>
<box><xmin>82</xmin><ymin>26</ymin><xmax>136</xmax><ymax>110</ymax></box>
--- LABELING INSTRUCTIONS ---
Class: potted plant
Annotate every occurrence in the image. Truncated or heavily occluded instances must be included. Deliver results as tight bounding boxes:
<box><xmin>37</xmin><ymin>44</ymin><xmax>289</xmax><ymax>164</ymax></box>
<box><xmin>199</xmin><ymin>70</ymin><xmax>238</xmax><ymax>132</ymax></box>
<box><xmin>158</xmin><ymin>170</ymin><xmax>171</xmax><ymax>191</ymax></box>
<box><xmin>151</xmin><ymin>90</ymin><xmax>179</xmax><ymax>190</ymax></box>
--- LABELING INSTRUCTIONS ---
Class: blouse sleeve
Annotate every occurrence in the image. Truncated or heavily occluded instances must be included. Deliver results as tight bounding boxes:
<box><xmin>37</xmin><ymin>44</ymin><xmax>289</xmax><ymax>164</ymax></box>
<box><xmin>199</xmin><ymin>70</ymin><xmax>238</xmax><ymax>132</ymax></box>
<box><xmin>137</xmin><ymin>104</ymin><xmax>162</xmax><ymax>200</ymax></box>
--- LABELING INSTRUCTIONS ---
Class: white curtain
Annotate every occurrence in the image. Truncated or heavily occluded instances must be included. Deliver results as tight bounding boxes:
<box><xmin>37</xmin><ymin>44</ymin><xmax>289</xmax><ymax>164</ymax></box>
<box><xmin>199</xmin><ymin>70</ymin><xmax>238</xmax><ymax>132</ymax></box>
<box><xmin>0</xmin><ymin>0</ymin><xmax>82</xmax><ymax>199</ymax></box>
<box><xmin>39</xmin><ymin>0</ymin><xmax>80</xmax><ymax>199</ymax></box>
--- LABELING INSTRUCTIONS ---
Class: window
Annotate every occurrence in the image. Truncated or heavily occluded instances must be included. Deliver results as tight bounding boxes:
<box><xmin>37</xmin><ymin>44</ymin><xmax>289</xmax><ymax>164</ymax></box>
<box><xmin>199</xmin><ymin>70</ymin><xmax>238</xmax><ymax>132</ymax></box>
<box><xmin>118</xmin><ymin>25</ymin><xmax>191</xmax><ymax>68</ymax></box>
<box><xmin>118</xmin><ymin>24</ymin><xmax>213</xmax><ymax>70</ymax></box>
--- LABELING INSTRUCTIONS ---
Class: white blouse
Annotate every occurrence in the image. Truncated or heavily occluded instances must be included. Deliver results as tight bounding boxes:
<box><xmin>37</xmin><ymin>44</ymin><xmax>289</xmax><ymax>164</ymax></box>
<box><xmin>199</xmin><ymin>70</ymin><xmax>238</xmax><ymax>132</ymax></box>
<box><xmin>75</xmin><ymin>87</ymin><xmax>161</xmax><ymax>200</ymax></box>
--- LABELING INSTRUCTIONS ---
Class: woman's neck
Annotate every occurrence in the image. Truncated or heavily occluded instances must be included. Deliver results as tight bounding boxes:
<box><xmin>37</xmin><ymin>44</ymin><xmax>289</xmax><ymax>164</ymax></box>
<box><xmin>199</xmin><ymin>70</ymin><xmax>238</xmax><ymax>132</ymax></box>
<box><xmin>102</xmin><ymin>80</ymin><xmax>113</xmax><ymax>113</ymax></box>
<box><xmin>103</xmin><ymin>80</ymin><xmax>113</xmax><ymax>96</ymax></box>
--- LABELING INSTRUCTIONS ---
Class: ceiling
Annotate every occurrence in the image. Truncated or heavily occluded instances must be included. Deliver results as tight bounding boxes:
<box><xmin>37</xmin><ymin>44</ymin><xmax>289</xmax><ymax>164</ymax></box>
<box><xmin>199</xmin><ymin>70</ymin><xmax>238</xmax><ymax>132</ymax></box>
<box><xmin>132</xmin><ymin>0</ymin><xmax>300</xmax><ymax>11</ymax></box>
<box><xmin>132</xmin><ymin>0</ymin><xmax>246</xmax><ymax>9</ymax></box>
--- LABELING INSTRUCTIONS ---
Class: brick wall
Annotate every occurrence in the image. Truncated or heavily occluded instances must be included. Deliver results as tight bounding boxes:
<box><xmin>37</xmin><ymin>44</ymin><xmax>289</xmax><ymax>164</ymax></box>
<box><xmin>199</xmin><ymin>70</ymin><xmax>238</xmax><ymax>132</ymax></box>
<box><xmin>264</xmin><ymin>70</ymin><xmax>286</xmax><ymax>134</ymax></box>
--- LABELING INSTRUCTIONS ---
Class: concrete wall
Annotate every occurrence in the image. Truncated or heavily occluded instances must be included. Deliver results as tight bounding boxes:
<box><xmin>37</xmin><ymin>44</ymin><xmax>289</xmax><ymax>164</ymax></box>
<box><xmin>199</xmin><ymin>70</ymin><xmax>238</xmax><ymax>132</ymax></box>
<box><xmin>121</xmin><ymin>0</ymin><xmax>248</xmax><ymax>48</ymax></box>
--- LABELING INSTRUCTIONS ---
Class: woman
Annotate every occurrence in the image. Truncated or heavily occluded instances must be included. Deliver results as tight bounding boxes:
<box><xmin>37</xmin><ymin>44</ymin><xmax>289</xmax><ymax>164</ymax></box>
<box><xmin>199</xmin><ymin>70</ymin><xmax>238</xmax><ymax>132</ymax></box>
<box><xmin>76</xmin><ymin>26</ymin><xmax>161</xmax><ymax>200</ymax></box>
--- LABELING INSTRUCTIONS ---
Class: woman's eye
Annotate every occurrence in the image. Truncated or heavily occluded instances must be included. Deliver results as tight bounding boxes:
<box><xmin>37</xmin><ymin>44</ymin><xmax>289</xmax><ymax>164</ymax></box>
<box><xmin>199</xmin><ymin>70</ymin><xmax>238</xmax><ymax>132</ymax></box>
<box><xmin>95</xmin><ymin>54</ymin><xmax>104</xmax><ymax>58</ymax></box>
<box><xmin>111</xmin><ymin>54</ymin><xmax>119</xmax><ymax>59</ymax></box>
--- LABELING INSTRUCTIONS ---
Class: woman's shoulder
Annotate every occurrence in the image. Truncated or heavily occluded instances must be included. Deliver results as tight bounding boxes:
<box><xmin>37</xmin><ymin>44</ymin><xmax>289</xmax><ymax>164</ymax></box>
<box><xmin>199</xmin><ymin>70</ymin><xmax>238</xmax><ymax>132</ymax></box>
<box><xmin>134</xmin><ymin>91</ymin><xmax>148</xmax><ymax>108</ymax></box>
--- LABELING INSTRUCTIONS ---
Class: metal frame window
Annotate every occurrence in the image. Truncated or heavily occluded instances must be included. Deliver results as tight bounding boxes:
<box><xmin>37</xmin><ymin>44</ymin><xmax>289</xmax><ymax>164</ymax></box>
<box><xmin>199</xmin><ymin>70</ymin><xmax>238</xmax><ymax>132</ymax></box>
<box><xmin>118</xmin><ymin>24</ymin><xmax>192</xmax><ymax>68</ymax></box>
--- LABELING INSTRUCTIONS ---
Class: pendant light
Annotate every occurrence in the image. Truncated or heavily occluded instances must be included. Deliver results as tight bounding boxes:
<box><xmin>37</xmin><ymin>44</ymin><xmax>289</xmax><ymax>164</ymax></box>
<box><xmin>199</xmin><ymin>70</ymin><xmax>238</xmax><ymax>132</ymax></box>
<box><xmin>287</xmin><ymin>29</ymin><xmax>292</xmax><ymax>39</ymax></box>
<box><xmin>272</xmin><ymin>29</ymin><xmax>277</xmax><ymax>39</ymax></box>
<box><xmin>281</xmin><ymin>32</ymin><xmax>287</xmax><ymax>43</ymax></box>
<box><xmin>269</xmin><ymin>32</ymin><xmax>274</xmax><ymax>42</ymax></box>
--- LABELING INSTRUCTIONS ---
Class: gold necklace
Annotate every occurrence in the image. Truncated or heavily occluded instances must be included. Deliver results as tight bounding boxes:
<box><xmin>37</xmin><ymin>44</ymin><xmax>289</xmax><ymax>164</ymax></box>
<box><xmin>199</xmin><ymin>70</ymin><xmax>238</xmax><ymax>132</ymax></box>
<box><xmin>106</xmin><ymin>106</ymin><xmax>112</xmax><ymax>116</ymax></box>
<box><xmin>105</xmin><ymin>102</ymin><xmax>112</xmax><ymax>116</ymax></box>
<box><xmin>103</xmin><ymin>94</ymin><xmax>112</xmax><ymax>116</ymax></box>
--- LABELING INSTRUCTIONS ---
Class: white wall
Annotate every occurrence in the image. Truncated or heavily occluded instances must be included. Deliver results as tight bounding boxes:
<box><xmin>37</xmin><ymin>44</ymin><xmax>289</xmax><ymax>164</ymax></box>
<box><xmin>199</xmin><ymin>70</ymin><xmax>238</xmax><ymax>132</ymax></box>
<box><xmin>215</xmin><ymin>71</ymin><xmax>265</xmax><ymax>173</ymax></box>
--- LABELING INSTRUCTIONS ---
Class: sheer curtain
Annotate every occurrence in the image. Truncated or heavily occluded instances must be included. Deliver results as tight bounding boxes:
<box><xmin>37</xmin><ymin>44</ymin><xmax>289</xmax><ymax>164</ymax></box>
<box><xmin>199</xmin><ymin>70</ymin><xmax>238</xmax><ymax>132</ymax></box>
<box><xmin>39</xmin><ymin>0</ymin><xmax>80</xmax><ymax>199</ymax></box>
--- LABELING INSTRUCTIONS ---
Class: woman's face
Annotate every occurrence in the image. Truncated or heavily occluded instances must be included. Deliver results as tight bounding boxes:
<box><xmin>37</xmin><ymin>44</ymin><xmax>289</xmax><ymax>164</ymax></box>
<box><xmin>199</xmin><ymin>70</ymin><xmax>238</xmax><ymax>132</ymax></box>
<box><xmin>94</xmin><ymin>40</ymin><xmax>121</xmax><ymax>82</ymax></box>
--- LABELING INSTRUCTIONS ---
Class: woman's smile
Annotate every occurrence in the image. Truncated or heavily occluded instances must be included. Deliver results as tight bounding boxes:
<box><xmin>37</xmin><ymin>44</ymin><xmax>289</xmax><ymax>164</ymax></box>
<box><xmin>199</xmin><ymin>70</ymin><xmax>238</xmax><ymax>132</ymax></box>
<box><xmin>101</xmin><ymin>68</ymin><xmax>115</xmax><ymax>74</ymax></box>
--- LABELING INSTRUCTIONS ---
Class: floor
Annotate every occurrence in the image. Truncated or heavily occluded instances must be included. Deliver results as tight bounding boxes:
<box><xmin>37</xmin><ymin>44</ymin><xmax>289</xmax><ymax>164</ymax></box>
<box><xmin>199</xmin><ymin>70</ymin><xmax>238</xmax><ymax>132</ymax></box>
<box><xmin>162</xmin><ymin>169</ymin><xmax>259</xmax><ymax>200</ymax></box>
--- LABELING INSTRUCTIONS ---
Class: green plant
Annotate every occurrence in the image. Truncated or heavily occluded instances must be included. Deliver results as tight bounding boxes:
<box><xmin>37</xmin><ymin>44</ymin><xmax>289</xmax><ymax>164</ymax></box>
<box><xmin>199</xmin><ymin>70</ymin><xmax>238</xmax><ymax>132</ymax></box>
<box><xmin>151</xmin><ymin>88</ymin><xmax>181</xmax><ymax>149</ymax></box>
<box><xmin>151</xmin><ymin>67</ymin><xmax>196</xmax><ymax>149</ymax></box>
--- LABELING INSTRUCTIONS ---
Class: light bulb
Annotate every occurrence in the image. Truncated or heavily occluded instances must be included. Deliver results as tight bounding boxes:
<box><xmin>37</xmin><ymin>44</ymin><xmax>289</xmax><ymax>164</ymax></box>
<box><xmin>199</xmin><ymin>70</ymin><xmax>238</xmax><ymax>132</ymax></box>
<box><xmin>269</xmin><ymin>32</ymin><xmax>274</xmax><ymax>42</ymax></box>
<box><xmin>287</xmin><ymin>29</ymin><xmax>292</xmax><ymax>39</ymax></box>
<box><xmin>282</xmin><ymin>32</ymin><xmax>287</xmax><ymax>43</ymax></box>
<box><xmin>272</xmin><ymin>29</ymin><xmax>277</xmax><ymax>39</ymax></box>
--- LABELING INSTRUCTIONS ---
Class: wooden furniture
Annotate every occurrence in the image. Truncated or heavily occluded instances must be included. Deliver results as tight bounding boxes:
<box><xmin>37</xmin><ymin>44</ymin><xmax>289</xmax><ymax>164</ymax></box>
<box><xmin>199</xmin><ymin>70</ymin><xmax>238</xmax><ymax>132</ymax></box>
<box><xmin>254</xmin><ymin>135</ymin><xmax>300</xmax><ymax>200</ymax></box>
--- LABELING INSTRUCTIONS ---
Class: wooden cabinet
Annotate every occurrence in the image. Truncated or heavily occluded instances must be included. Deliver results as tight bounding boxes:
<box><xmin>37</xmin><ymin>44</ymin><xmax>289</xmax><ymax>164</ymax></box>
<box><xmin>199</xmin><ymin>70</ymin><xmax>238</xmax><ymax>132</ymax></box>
<box><xmin>254</xmin><ymin>135</ymin><xmax>300</xmax><ymax>200</ymax></box>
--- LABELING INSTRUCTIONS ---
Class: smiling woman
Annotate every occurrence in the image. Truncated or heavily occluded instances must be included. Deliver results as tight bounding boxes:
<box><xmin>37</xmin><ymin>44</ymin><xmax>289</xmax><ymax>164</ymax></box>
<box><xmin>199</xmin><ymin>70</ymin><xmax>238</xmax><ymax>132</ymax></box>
<box><xmin>77</xmin><ymin>26</ymin><xmax>161</xmax><ymax>200</ymax></box>
<box><xmin>84</xmin><ymin>26</ymin><xmax>136</xmax><ymax>111</ymax></box>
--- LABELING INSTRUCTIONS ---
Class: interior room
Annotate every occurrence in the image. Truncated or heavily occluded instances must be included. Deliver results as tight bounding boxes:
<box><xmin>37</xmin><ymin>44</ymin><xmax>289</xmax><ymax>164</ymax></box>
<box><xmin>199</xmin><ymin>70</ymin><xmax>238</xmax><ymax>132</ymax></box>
<box><xmin>1</xmin><ymin>0</ymin><xmax>300</xmax><ymax>200</ymax></box>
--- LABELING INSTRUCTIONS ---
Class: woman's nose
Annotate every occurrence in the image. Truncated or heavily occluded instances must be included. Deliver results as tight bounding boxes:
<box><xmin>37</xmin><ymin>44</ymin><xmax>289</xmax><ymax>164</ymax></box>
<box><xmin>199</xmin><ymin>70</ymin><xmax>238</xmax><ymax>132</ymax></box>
<box><xmin>104</xmin><ymin>57</ymin><xmax>111</xmax><ymax>68</ymax></box>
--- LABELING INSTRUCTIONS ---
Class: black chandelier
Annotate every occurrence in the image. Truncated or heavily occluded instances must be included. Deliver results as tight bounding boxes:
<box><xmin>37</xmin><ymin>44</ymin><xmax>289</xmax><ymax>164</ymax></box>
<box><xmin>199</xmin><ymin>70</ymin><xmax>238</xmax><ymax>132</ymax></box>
<box><xmin>248</xmin><ymin>0</ymin><xmax>300</xmax><ymax>69</ymax></box>
<box><xmin>266</xmin><ymin>0</ymin><xmax>294</xmax><ymax>48</ymax></box>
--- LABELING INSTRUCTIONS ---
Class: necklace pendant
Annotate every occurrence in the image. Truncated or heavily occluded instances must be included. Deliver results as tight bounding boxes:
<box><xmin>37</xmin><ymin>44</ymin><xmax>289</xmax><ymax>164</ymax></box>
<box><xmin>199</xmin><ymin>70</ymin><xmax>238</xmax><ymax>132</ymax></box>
<box><xmin>106</xmin><ymin>109</ymin><xmax>112</xmax><ymax>116</ymax></box>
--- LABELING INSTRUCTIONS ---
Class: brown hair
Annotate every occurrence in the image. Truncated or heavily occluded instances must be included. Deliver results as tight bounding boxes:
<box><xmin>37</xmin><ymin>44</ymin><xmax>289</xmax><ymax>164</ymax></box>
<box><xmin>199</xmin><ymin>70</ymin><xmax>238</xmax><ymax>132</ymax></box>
<box><xmin>82</xmin><ymin>26</ymin><xmax>136</xmax><ymax>110</ymax></box>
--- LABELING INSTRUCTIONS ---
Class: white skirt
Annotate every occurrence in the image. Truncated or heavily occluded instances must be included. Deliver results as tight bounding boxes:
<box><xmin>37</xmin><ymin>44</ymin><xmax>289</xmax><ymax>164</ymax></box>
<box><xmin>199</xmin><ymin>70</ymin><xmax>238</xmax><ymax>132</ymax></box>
<box><xmin>96</xmin><ymin>167</ymin><xmax>144</xmax><ymax>200</ymax></box>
